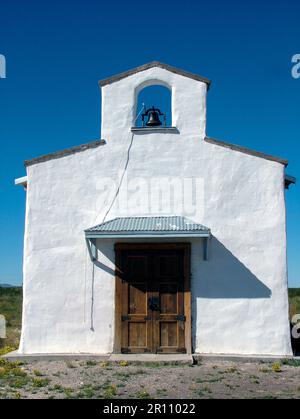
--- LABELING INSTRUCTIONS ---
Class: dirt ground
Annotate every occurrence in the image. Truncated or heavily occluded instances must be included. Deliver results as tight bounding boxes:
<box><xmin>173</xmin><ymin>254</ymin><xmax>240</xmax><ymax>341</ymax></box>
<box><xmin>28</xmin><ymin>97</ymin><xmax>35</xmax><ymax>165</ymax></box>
<box><xmin>0</xmin><ymin>358</ymin><xmax>300</xmax><ymax>399</ymax></box>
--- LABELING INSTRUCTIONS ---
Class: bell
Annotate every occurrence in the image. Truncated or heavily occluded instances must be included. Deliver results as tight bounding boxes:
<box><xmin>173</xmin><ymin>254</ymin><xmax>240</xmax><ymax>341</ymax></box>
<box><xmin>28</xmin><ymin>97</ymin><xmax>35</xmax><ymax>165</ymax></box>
<box><xmin>143</xmin><ymin>106</ymin><xmax>163</xmax><ymax>127</ymax></box>
<box><xmin>146</xmin><ymin>108</ymin><xmax>162</xmax><ymax>127</ymax></box>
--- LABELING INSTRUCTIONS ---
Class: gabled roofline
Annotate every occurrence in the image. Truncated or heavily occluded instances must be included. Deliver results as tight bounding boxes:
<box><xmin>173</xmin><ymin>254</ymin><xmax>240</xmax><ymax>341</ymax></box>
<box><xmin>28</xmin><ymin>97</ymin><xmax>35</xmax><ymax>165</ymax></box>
<box><xmin>24</xmin><ymin>140</ymin><xmax>106</xmax><ymax>167</ymax></box>
<box><xmin>204</xmin><ymin>137</ymin><xmax>289</xmax><ymax>167</ymax></box>
<box><xmin>98</xmin><ymin>61</ymin><xmax>211</xmax><ymax>88</ymax></box>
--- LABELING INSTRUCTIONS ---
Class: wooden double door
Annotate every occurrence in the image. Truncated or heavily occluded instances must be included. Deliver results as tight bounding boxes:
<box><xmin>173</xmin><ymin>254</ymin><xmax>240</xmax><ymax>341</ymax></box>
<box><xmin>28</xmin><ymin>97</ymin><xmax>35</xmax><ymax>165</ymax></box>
<box><xmin>115</xmin><ymin>244</ymin><xmax>191</xmax><ymax>354</ymax></box>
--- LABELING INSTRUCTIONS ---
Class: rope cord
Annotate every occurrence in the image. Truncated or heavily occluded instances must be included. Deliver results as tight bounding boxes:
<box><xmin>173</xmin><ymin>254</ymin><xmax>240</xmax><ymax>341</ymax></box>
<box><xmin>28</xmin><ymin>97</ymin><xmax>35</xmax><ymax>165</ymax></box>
<box><xmin>101</xmin><ymin>103</ymin><xmax>145</xmax><ymax>223</ymax></box>
<box><xmin>88</xmin><ymin>103</ymin><xmax>146</xmax><ymax>330</ymax></box>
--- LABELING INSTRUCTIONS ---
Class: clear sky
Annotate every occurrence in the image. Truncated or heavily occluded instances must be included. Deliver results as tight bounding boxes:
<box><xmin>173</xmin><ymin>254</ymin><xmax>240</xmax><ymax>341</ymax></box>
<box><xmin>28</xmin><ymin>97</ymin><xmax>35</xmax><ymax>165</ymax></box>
<box><xmin>0</xmin><ymin>0</ymin><xmax>299</xmax><ymax>286</ymax></box>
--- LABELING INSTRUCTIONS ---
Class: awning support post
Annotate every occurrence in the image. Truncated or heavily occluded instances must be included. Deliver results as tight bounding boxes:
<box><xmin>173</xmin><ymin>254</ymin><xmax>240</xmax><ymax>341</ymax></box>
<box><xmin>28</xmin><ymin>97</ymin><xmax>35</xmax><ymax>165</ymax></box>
<box><xmin>86</xmin><ymin>238</ymin><xmax>97</xmax><ymax>262</ymax></box>
<box><xmin>203</xmin><ymin>237</ymin><xmax>209</xmax><ymax>261</ymax></box>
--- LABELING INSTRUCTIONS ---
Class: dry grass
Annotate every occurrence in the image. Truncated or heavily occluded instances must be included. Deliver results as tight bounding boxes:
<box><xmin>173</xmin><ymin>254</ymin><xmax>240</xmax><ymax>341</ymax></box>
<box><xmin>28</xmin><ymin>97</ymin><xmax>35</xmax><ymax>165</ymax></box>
<box><xmin>289</xmin><ymin>289</ymin><xmax>300</xmax><ymax>320</ymax></box>
<box><xmin>0</xmin><ymin>359</ymin><xmax>300</xmax><ymax>399</ymax></box>
<box><xmin>0</xmin><ymin>287</ymin><xmax>22</xmax><ymax>351</ymax></box>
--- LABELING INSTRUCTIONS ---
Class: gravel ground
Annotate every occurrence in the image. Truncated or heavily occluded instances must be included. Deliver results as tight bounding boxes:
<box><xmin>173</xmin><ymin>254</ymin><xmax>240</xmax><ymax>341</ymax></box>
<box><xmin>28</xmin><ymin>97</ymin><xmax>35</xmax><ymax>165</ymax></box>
<box><xmin>0</xmin><ymin>358</ymin><xmax>300</xmax><ymax>399</ymax></box>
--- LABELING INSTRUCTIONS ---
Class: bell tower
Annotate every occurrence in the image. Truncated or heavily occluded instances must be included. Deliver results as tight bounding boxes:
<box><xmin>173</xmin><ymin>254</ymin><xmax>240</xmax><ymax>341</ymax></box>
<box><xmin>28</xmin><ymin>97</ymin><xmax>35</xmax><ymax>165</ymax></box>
<box><xmin>99</xmin><ymin>62</ymin><xmax>210</xmax><ymax>142</ymax></box>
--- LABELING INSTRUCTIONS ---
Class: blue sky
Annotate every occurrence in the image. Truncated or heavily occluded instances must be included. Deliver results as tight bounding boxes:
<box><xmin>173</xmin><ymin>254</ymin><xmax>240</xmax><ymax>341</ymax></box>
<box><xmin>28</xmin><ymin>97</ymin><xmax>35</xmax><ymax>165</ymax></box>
<box><xmin>0</xmin><ymin>0</ymin><xmax>299</xmax><ymax>286</ymax></box>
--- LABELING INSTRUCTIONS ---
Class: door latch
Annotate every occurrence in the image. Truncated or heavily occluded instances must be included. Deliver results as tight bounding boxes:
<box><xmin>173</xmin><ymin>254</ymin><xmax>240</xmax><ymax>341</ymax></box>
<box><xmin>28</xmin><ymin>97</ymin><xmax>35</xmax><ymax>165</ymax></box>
<box><xmin>148</xmin><ymin>297</ymin><xmax>160</xmax><ymax>312</ymax></box>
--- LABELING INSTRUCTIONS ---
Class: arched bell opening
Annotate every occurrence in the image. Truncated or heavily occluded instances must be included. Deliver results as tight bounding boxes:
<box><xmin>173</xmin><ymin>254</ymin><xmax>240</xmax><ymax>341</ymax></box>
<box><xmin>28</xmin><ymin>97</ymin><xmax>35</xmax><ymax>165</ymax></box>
<box><xmin>134</xmin><ymin>83</ymin><xmax>172</xmax><ymax>128</ymax></box>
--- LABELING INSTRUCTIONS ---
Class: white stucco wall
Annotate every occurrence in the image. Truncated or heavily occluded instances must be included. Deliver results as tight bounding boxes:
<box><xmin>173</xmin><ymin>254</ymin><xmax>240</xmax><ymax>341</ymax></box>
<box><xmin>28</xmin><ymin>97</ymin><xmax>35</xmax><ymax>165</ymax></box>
<box><xmin>19</xmin><ymin>66</ymin><xmax>292</xmax><ymax>355</ymax></box>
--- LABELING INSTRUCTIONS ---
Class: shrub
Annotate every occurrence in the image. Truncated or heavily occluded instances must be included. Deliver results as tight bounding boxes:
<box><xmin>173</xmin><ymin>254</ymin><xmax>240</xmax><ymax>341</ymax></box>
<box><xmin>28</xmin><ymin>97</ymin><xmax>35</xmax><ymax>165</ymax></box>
<box><xmin>33</xmin><ymin>370</ymin><xmax>43</xmax><ymax>376</ymax></box>
<box><xmin>272</xmin><ymin>363</ymin><xmax>282</xmax><ymax>373</ymax></box>
<box><xmin>0</xmin><ymin>346</ymin><xmax>17</xmax><ymax>356</ymax></box>
<box><xmin>282</xmin><ymin>359</ymin><xmax>300</xmax><ymax>367</ymax></box>
<box><xmin>104</xmin><ymin>384</ymin><xmax>117</xmax><ymax>398</ymax></box>
<box><xmin>99</xmin><ymin>361</ymin><xmax>109</xmax><ymax>368</ymax></box>
<box><xmin>32</xmin><ymin>378</ymin><xmax>50</xmax><ymax>388</ymax></box>
<box><xmin>136</xmin><ymin>391</ymin><xmax>151</xmax><ymax>399</ymax></box>
<box><xmin>9</xmin><ymin>376</ymin><xmax>30</xmax><ymax>388</ymax></box>
<box><xmin>119</xmin><ymin>360</ymin><xmax>128</xmax><ymax>367</ymax></box>
<box><xmin>10</xmin><ymin>367</ymin><xmax>27</xmax><ymax>377</ymax></box>
<box><xmin>86</xmin><ymin>360</ymin><xmax>97</xmax><ymax>367</ymax></box>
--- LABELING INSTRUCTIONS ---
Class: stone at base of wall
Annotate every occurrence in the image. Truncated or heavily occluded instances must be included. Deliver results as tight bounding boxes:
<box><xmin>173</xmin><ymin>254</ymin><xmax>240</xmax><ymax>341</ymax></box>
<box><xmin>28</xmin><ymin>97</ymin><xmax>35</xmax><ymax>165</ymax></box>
<box><xmin>193</xmin><ymin>353</ymin><xmax>300</xmax><ymax>364</ymax></box>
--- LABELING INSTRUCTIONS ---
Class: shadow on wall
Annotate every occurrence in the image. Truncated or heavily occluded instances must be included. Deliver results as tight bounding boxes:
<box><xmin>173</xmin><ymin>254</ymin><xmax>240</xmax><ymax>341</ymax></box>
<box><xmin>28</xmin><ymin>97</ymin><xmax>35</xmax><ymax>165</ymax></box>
<box><xmin>91</xmin><ymin>236</ymin><xmax>272</xmax><ymax>299</ymax></box>
<box><xmin>89</xmin><ymin>238</ymin><xmax>272</xmax><ymax>345</ymax></box>
<box><xmin>194</xmin><ymin>237</ymin><xmax>272</xmax><ymax>299</ymax></box>
<box><xmin>191</xmin><ymin>237</ymin><xmax>272</xmax><ymax>352</ymax></box>
<box><xmin>93</xmin><ymin>259</ymin><xmax>115</xmax><ymax>277</ymax></box>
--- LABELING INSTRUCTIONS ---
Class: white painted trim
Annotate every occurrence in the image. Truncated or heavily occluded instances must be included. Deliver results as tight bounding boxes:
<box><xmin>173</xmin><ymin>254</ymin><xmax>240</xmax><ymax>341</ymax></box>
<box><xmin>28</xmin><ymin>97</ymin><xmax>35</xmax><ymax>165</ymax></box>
<box><xmin>85</xmin><ymin>232</ymin><xmax>211</xmax><ymax>239</ymax></box>
<box><xmin>15</xmin><ymin>176</ymin><xmax>28</xmax><ymax>188</ymax></box>
<box><xmin>131</xmin><ymin>127</ymin><xmax>179</xmax><ymax>134</ymax></box>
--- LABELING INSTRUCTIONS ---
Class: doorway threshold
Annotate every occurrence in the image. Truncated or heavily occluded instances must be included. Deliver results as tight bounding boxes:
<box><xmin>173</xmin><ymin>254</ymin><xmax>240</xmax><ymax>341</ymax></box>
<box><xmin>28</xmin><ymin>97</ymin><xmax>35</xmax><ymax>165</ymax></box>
<box><xmin>109</xmin><ymin>353</ymin><xmax>193</xmax><ymax>365</ymax></box>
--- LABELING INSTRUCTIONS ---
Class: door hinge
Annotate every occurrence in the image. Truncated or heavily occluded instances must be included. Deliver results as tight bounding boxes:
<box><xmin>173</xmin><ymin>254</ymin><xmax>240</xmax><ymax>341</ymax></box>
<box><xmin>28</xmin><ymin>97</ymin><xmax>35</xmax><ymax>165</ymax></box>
<box><xmin>121</xmin><ymin>347</ymin><xmax>130</xmax><ymax>353</ymax></box>
<box><xmin>121</xmin><ymin>315</ymin><xmax>131</xmax><ymax>321</ymax></box>
<box><xmin>144</xmin><ymin>316</ymin><xmax>151</xmax><ymax>320</ymax></box>
<box><xmin>175</xmin><ymin>315</ymin><xmax>186</xmax><ymax>321</ymax></box>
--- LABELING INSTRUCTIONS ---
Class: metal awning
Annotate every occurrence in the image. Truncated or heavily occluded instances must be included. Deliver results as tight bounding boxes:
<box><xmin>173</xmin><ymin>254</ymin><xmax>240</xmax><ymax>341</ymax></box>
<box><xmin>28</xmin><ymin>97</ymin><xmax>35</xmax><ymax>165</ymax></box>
<box><xmin>85</xmin><ymin>216</ymin><xmax>211</xmax><ymax>238</ymax></box>
<box><xmin>85</xmin><ymin>216</ymin><xmax>211</xmax><ymax>261</ymax></box>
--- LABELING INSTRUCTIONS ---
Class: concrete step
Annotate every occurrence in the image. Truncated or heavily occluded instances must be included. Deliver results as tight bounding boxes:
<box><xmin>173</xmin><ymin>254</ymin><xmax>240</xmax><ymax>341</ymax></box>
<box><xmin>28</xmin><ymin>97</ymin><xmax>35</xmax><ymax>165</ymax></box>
<box><xmin>109</xmin><ymin>353</ymin><xmax>194</xmax><ymax>364</ymax></box>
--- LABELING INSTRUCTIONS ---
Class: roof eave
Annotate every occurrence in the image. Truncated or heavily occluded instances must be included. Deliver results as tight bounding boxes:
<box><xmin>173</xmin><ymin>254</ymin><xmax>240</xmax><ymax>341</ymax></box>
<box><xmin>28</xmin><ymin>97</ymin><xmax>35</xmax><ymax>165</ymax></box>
<box><xmin>85</xmin><ymin>232</ymin><xmax>211</xmax><ymax>239</ymax></box>
<box><xmin>204</xmin><ymin>137</ymin><xmax>288</xmax><ymax>167</ymax></box>
<box><xmin>285</xmin><ymin>175</ymin><xmax>296</xmax><ymax>189</ymax></box>
<box><xmin>24</xmin><ymin>139</ymin><xmax>106</xmax><ymax>167</ymax></box>
<box><xmin>14</xmin><ymin>176</ymin><xmax>28</xmax><ymax>189</ymax></box>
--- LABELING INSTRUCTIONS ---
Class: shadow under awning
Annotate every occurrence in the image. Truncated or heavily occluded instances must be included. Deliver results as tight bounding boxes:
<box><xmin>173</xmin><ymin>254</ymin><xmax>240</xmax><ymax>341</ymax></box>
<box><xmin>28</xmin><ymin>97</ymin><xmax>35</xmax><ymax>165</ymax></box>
<box><xmin>84</xmin><ymin>216</ymin><xmax>211</xmax><ymax>261</ymax></box>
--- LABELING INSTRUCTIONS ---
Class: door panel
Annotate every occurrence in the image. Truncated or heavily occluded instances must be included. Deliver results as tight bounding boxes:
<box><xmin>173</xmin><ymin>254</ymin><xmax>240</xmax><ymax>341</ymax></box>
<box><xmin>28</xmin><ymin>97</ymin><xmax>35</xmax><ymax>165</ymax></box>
<box><xmin>121</xmin><ymin>251</ymin><xmax>152</xmax><ymax>353</ymax></box>
<box><xmin>116</xmin><ymin>245</ymin><xmax>189</xmax><ymax>354</ymax></box>
<box><xmin>128</xmin><ymin>283</ymin><xmax>147</xmax><ymax>314</ymax></box>
<box><xmin>160</xmin><ymin>322</ymin><xmax>177</xmax><ymax>347</ymax></box>
<box><xmin>153</xmin><ymin>251</ymin><xmax>186</xmax><ymax>353</ymax></box>
<box><xmin>128</xmin><ymin>322</ymin><xmax>147</xmax><ymax>347</ymax></box>
<box><xmin>159</xmin><ymin>283</ymin><xmax>178</xmax><ymax>314</ymax></box>
<box><xmin>127</xmin><ymin>255</ymin><xmax>148</xmax><ymax>279</ymax></box>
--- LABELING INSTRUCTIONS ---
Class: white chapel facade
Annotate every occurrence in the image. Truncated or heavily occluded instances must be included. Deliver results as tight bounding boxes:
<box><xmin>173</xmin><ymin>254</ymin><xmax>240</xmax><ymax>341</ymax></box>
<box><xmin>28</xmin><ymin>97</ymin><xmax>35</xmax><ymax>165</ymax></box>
<box><xmin>15</xmin><ymin>62</ymin><xmax>295</xmax><ymax>356</ymax></box>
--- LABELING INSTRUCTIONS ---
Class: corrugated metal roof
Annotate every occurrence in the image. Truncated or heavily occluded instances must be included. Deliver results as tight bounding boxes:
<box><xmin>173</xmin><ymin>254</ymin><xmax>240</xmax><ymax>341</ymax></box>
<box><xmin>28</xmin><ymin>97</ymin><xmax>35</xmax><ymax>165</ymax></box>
<box><xmin>85</xmin><ymin>216</ymin><xmax>210</xmax><ymax>238</ymax></box>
